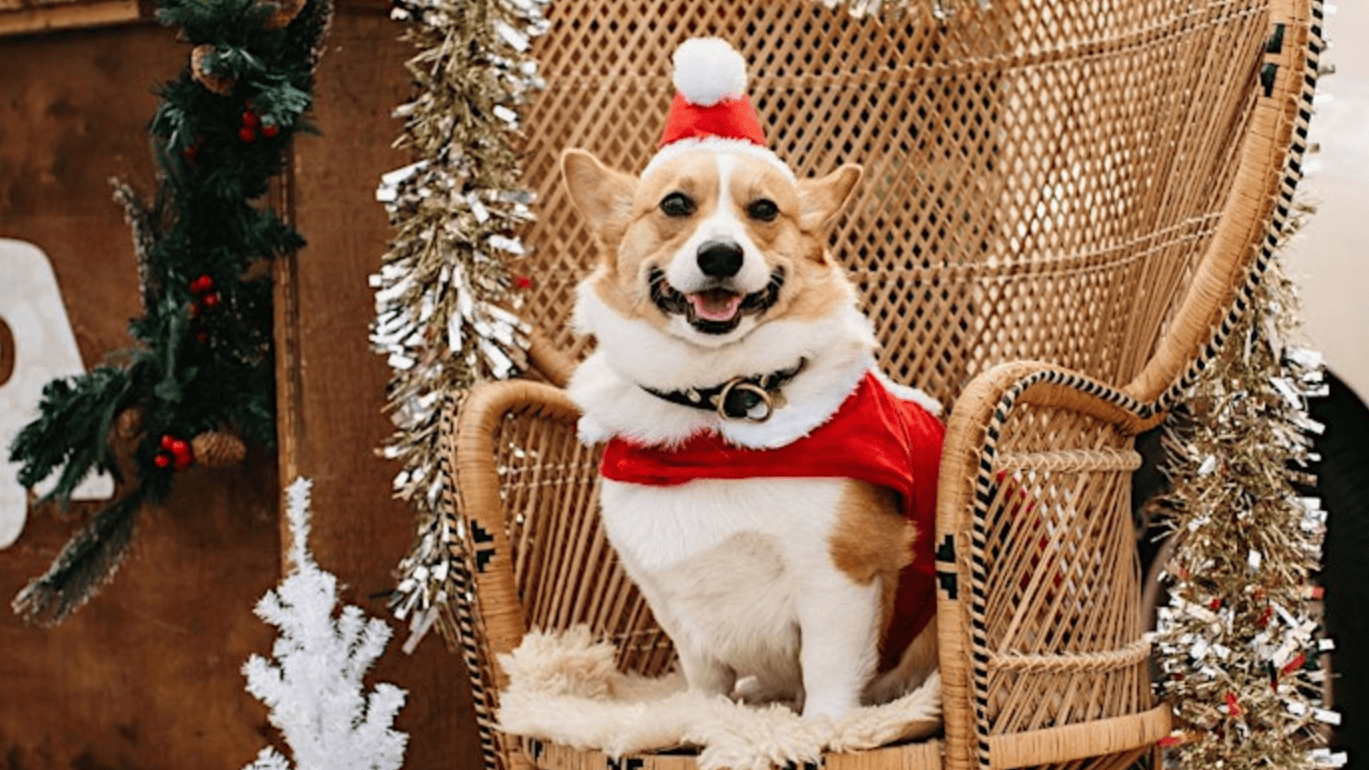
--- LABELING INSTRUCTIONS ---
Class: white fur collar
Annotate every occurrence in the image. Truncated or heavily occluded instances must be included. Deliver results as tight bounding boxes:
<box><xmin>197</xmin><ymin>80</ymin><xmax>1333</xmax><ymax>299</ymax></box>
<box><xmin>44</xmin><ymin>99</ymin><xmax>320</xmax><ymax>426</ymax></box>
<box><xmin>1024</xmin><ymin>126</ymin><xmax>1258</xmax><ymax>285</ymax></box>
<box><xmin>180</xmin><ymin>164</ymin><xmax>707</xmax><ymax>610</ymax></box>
<box><xmin>568</xmin><ymin>280</ymin><xmax>880</xmax><ymax>449</ymax></box>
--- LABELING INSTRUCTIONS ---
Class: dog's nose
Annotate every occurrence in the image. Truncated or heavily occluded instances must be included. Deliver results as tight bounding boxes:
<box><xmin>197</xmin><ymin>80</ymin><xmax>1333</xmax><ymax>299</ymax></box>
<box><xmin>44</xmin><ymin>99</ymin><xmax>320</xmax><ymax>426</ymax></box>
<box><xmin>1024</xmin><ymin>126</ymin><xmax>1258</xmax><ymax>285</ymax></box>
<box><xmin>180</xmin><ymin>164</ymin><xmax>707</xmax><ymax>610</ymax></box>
<box><xmin>696</xmin><ymin>241</ymin><xmax>744</xmax><ymax>279</ymax></box>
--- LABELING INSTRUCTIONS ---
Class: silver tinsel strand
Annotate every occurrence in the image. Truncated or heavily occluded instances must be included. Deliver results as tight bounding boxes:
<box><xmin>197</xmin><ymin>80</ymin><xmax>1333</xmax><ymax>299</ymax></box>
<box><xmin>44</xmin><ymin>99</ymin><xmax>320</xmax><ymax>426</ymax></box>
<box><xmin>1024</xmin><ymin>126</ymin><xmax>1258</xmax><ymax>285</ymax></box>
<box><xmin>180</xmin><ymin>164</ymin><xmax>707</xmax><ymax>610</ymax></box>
<box><xmin>373</xmin><ymin>0</ymin><xmax>548</xmax><ymax>647</ymax></box>
<box><xmin>1150</xmin><ymin>235</ymin><xmax>1340</xmax><ymax>767</ymax></box>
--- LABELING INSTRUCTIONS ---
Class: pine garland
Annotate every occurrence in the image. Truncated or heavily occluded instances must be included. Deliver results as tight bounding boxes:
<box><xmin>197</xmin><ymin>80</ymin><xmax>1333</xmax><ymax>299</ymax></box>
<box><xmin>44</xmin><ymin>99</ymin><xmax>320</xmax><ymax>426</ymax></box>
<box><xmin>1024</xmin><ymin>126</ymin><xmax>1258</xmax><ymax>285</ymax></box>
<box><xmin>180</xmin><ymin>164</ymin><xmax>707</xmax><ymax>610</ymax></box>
<box><xmin>372</xmin><ymin>0</ymin><xmax>548</xmax><ymax>645</ymax></box>
<box><xmin>1152</xmin><ymin>210</ymin><xmax>1342</xmax><ymax>767</ymax></box>
<box><xmin>6</xmin><ymin>0</ymin><xmax>331</xmax><ymax>625</ymax></box>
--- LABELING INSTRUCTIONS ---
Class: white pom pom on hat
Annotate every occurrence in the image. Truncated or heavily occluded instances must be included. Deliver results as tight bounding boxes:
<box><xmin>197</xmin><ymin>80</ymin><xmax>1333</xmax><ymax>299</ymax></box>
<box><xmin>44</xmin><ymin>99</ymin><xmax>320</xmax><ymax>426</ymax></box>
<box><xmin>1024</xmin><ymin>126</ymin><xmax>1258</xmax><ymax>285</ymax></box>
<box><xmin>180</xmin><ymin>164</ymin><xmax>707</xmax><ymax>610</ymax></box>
<box><xmin>671</xmin><ymin>37</ymin><xmax>748</xmax><ymax>107</ymax></box>
<box><xmin>648</xmin><ymin>36</ymin><xmax>792</xmax><ymax>179</ymax></box>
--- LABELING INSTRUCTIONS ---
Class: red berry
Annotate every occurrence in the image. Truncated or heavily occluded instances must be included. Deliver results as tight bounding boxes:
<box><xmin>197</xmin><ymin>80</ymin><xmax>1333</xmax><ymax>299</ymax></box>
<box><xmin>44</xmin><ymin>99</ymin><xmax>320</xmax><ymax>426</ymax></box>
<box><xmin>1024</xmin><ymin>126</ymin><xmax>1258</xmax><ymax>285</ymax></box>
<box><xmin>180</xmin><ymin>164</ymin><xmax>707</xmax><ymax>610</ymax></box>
<box><xmin>171</xmin><ymin>439</ymin><xmax>194</xmax><ymax>469</ymax></box>
<box><xmin>154</xmin><ymin>453</ymin><xmax>172</xmax><ymax>469</ymax></box>
<box><xmin>238</xmin><ymin>126</ymin><xmax>257</xmax><ymax>143</ymax></box>
<box><xmin>190</xmin><ymin>274</ymin><xmax>214</xmax><ymax>295</ymax></box>
<box><xmin>241</xmin><ymin>110</ymin><xmax>260</xmax><ymax>129</ymax></box>
<box><xmin>202</xmin><ymin>292</ymin><xmax>221</xmax><ymax>309</ymax></box>
<box><xmin>160</xmin><ymin>435</ymin><xmax>176</xmax><ymax>451</ymax></box>
<box><xmin>261</xmin><ymin>122</ymin><xmax>280</xmax><ymax>139</ymax></box>
<box><xmin>181</xmin><ymin>145</ymin><xmax>199</xmax><ymax>164</ymax></box>
<box><xmin>514</xmin><ymin>274</ymin><xmax>533</xmax><ymax>290</ymax></box>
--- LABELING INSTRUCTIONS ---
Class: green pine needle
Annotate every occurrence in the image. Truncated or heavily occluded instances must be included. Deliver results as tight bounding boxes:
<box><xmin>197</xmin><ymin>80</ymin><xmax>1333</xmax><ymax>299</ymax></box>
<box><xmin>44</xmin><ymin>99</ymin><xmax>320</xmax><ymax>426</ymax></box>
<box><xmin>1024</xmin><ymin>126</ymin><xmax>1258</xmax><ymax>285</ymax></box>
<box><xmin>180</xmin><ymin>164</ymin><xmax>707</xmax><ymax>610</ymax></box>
<box><xmin>12</xmin><ymin>492</ymin><xmax>145</xmax><ymax>626</ymax></box>
<box><xmin>7</xmin><ymin>368</ymin><xmax>131</xmax><ymax>501</ymax></box>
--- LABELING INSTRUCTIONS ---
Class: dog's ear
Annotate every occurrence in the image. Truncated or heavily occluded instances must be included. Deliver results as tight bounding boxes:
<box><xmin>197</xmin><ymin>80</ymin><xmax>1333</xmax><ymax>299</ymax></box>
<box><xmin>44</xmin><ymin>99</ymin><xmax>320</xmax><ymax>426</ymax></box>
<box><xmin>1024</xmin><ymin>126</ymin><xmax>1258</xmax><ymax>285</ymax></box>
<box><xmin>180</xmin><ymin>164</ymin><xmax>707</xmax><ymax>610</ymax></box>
<box><xmin>561</xmin><ymin>149</ymin><xmax>637</xmax><ymax>244</ymax></box>
<box><xmin>798</xmin><ymin>164</ymin><xmax>862</xmax><ymax>232</ymax></box>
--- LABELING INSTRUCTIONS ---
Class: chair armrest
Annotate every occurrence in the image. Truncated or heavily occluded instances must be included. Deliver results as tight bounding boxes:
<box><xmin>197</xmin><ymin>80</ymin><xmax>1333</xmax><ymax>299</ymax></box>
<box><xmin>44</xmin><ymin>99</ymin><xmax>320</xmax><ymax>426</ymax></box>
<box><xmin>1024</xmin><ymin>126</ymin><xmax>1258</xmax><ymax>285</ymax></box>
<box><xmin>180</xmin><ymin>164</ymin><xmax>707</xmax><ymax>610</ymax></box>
<box><xmin>937</xmin><ymin>361</ymin><xmax>1169</xmax><ymax>770</ymax></box>
<box><xmin>451</xmin><ymin>379</ymin><xmax>583</xmax><ymax>669</ymax></box>
<box><xmin>442</xmin><ymin>380</ymin><xmax>587</xmax><ymax>770</ymax></box>
<box><xmin>525</xmin><ymin>328</ymin><xmax>578</xmax><ymax>389</ymax></box>
<box><xmin>444</xmin><ymin>379</ymin><xmax>679</xmax><ymax>770</ymax></box>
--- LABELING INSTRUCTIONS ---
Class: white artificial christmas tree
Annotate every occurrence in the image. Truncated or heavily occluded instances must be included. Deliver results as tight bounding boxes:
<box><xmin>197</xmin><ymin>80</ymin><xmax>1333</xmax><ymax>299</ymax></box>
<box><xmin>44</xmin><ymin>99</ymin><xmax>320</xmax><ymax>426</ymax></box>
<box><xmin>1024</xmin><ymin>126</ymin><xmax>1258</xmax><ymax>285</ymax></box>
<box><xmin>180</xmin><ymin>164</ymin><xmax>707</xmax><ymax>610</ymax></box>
<box><xmin>243</xmin><ymin>478</ymin><xmax>409</xmax><ymax>770</ymax></box>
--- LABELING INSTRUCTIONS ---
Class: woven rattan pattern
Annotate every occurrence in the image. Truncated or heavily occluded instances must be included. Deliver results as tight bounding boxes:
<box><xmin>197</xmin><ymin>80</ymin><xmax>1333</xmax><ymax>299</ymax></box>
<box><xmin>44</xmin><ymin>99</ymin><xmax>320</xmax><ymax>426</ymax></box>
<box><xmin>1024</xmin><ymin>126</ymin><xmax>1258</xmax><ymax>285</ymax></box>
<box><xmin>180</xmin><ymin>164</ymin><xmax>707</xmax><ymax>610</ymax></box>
<box><xmin>493</xmin><ymin>407</ymin><xmax>675</xmax><ymax>676</ymax></box>
<box><xmin>980</xmin><ymin>407</ymin><xmax>1148</xmax><ymax>734</ymax></box>
<box><xmin>518</xmin><ymin>0</ymin><xmax>1271</xmax><ymax>406</ymax></box>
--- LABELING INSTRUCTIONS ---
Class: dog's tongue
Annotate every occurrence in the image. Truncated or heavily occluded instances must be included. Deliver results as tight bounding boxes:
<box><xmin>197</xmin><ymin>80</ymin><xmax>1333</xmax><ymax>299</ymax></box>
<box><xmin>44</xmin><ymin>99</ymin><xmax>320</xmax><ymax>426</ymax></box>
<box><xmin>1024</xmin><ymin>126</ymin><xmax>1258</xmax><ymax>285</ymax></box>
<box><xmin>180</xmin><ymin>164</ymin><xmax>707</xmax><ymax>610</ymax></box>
<box><xmin>689</xmin><ymin>290</ymin><xmax>743</xmax><ymax>322</ymax></box>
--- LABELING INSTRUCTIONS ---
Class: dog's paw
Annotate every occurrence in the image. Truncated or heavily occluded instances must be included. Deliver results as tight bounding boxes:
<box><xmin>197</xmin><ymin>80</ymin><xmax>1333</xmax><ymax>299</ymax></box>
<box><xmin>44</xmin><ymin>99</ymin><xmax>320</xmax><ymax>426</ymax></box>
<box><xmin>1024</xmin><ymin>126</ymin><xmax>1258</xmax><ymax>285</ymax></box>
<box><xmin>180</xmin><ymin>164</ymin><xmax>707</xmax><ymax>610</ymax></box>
<box><xmin>733</xmin><ymin>675</ymin><xmax>801</xmax><ymax>711</ymax></box>
<box><xmin>829</xmin><ymin>670</ymin><xmax>942</xmax><ymax>751</ymax></box>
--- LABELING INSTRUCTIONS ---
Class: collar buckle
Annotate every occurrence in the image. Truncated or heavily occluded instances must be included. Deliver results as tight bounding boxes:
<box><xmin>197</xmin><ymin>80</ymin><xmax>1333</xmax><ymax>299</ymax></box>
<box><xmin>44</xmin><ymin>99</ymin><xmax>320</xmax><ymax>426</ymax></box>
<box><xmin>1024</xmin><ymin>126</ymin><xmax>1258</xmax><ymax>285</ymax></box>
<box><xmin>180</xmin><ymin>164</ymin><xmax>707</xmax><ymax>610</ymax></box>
<box><xmin>717</xmin><ymin>379</ymin><xmax>775</xmax><ymax>422</ymax></box>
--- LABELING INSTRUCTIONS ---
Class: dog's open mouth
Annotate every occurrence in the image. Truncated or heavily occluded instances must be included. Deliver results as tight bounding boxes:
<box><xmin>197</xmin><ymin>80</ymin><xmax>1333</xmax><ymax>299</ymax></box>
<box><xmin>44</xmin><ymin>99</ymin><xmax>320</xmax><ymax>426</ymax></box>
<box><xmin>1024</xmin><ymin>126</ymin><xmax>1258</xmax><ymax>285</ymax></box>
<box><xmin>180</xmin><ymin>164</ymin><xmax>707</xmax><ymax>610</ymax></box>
<box><xmin>649</xmin><ymin>267</ymin><xmax>785</xmax><ymax>335</ymax></box>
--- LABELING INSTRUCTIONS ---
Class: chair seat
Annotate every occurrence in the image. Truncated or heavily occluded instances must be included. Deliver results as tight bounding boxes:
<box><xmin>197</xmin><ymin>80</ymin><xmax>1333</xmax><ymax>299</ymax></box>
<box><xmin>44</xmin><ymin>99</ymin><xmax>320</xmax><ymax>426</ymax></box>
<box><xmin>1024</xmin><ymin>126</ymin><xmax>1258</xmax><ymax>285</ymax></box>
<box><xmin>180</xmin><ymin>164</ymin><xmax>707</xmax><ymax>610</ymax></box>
<box><xmin>521</xmin><ymin>705</ymin><xmax>1171</xmax><ymax>770</ymax></box>
<box><xmin>524</xmin><ymin>736</ymin><xmax>946</xmax><ymax>770</ymax></box>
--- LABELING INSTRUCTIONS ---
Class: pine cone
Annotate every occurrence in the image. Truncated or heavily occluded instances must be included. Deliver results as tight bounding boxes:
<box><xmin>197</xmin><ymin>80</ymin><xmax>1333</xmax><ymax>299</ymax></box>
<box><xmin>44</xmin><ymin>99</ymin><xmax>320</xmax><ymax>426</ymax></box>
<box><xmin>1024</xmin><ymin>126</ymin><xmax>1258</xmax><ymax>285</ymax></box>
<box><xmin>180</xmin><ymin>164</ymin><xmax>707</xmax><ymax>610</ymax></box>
<box><xmin>113</xmin><ymin>407</ymin><xmax>144</xmax><ymax>440</ymax></box>
<box><xmin>191</xmin><ymin>430</ymin><xmax>246</xmax><ymax>468</ymax></box>
<box><xmin>261</xmin><ymin>0</ymin><xmax>306</xmax><ymax>30</ymax></box>
<box><xmin>191</xmin><ymin>45</ymin><xmax>235</xmax><ymax>96</ymax></box>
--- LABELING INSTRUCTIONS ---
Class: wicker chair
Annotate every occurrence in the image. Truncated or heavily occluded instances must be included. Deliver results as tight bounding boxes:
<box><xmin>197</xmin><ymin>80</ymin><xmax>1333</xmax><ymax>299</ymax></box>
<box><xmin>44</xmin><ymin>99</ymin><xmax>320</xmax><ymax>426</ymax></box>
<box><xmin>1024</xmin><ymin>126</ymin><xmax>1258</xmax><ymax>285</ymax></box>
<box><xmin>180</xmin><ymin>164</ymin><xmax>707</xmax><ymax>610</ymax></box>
<box><xmin>439</xmin><ymin>1</ymin><xmax>1322</xmax><ymax>769</ymax></box>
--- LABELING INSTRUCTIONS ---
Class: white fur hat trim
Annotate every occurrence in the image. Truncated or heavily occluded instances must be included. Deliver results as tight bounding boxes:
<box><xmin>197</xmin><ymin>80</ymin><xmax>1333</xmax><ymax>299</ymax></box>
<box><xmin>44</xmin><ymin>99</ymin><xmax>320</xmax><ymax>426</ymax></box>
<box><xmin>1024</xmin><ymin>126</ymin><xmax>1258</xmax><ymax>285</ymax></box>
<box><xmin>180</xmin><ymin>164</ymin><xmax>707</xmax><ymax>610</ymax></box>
<box><xmin>672</xmin><ymin>37</ymin><xmax>748</xmax><ymax>107</ymax></box>
<box><xmin>643</xmin><ymin>137</ymin><xmax>795</xmax><ymax>181</ymax></box>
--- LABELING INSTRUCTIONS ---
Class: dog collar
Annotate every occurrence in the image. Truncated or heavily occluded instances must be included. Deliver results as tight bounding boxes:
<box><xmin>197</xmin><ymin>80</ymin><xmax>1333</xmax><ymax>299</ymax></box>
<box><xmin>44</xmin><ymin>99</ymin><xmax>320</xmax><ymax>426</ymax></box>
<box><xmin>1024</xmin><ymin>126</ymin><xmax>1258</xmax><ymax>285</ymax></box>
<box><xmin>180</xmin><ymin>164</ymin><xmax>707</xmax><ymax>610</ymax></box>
<box><xmin>640</xmin><ymin>359</ymin><xmax>808</xmax><ymax>423</ymax></box>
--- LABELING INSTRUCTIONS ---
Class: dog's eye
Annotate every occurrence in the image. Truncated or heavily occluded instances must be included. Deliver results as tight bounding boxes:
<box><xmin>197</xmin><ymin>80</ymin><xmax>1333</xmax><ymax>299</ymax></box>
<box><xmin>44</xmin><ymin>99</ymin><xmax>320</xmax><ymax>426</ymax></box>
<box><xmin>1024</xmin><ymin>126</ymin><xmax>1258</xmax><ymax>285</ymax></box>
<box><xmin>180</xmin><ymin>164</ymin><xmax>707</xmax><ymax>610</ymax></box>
<box><xmin>746</xmin><ymin>198</ymin><xmax>779</xmax><ymax>222</ymax></box>
<box><xmin>660</xmin><ymin>192</ymin><xmax>695</xmax><ymax>218</ymax></box>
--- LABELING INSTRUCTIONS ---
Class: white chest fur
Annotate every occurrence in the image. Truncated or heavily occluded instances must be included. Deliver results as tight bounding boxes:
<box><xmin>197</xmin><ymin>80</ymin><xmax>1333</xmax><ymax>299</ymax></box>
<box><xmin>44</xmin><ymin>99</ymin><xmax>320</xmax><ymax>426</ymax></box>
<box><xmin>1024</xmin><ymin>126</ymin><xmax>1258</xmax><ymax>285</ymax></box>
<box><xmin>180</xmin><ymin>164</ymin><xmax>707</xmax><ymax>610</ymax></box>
<box><xmin>600</xmin><ymin>476</ymin><xmax>843</xmax><ymax>572</ymax></box>
<box><xmin>599</xmin><ymin>476</ymin><xmax>883</xmax><ymax>716</ymax></box>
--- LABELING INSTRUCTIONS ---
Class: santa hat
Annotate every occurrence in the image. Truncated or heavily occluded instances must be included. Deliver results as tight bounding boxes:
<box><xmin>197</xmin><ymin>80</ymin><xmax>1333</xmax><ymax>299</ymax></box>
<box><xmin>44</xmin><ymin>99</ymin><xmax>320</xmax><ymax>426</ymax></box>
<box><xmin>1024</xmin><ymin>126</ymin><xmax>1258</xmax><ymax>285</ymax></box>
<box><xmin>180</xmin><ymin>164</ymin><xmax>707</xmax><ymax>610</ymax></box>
<box><xmin>644</xmin><ymin>37</ymin><xmax>794</xmax><ymax>179</ymax></box>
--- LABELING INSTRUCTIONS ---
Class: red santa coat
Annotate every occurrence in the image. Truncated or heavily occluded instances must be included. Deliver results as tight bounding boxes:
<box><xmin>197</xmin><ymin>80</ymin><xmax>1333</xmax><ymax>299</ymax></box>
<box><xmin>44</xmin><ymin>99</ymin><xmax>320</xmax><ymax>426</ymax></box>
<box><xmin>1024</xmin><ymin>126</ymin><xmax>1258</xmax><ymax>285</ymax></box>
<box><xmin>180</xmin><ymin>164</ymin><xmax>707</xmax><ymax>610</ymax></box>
<box><xmin>600</xmin><ymin>372</ymin><xmax>945</xmax><ymax>672</ymax></box>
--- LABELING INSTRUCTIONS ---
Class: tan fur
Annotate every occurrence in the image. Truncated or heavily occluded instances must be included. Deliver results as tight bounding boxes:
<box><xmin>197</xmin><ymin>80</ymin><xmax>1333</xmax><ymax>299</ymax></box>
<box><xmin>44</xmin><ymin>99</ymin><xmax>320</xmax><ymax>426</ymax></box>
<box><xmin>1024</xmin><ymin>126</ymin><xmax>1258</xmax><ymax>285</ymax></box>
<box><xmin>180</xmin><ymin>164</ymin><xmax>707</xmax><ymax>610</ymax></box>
<box><xmin>561</xmin><ymin>148</ymin><xmax>863</xmax><ymax>329</ymax></box>
<box><xmin>828</xmin><ymin>480</ymin><xmax>913</xmax><ymax>620</ymax></box>
<box><xmin>827</xmin><ymin>482</ymin><xmax>937</xmax><ymax>706</ymax></box>
<box><xmin>866</xmin><ymin>618</ymin><xmax>939</xmax><ymax>705</ymax></box>
<box><xmin>561</xmin><ymin>149</ymin><xmax>636</xmax><ymax>247</ymax></box>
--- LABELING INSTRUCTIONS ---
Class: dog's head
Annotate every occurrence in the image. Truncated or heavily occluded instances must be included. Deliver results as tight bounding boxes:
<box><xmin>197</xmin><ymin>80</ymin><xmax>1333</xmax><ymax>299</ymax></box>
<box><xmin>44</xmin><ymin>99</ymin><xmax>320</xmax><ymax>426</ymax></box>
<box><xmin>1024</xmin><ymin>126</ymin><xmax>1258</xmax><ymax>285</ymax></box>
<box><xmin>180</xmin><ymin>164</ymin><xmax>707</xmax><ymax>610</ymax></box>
<box><xmin>562</xmin><ymin>146</ymin><xmax>861</xmax><ymax>347</ymax></box>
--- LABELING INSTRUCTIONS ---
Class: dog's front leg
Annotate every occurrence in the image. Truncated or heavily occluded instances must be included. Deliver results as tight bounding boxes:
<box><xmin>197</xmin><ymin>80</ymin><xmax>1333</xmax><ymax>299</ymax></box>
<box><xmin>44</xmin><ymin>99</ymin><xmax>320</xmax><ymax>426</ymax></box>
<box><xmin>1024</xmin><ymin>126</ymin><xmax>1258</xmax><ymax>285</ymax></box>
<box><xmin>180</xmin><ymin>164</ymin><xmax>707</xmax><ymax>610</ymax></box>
<box><xmin>796</xmin><ymin>568</ymin><xmax>882</xmax><ymax>720</ymax></box>
<box><xmin>676</xmin><ymin>639</ymin><xmax>737</xmax><ymax>698</ymax></box>
<box><xmin>649</xmin><ymin>600</ymin><xmax>736</xmax><ymax>698</ymax></box>
<box><xmin>627</xmin><ymin>566</ymin><xmax>738</xmax><ymax>699</ymax></box>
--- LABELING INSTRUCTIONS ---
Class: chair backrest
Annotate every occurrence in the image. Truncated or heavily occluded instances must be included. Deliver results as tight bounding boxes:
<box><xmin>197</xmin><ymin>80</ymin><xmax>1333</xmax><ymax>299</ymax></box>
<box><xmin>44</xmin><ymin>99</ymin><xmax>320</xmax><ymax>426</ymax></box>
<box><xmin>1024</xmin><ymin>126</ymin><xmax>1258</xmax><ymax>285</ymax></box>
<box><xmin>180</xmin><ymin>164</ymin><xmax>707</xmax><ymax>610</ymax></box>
<box><xmin>512</xmin><ymin>0</ymin><xmax>1308</xmax><ymax>407</ymax></box>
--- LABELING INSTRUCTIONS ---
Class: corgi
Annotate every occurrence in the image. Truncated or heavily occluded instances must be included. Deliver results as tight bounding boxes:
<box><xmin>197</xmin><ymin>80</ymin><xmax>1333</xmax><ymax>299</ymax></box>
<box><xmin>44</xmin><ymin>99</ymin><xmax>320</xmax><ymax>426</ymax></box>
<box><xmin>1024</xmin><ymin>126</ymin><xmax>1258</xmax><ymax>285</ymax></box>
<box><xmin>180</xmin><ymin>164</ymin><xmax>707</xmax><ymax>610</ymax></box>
<box><xmin>562</xmin><ymin>37</ymin><xmax>944</xmax><ymax>721</ymax></box>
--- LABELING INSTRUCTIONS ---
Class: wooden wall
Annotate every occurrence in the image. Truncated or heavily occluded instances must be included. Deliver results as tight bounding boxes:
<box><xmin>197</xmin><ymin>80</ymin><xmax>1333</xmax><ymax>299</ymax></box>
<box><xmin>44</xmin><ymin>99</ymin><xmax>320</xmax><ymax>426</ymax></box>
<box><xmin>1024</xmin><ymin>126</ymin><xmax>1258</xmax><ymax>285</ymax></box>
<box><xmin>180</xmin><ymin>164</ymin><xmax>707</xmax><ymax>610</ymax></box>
<box><xmin>0</xmin><ymin>7</ymin><xmax>481</xmax><ymax>768</ymax></box>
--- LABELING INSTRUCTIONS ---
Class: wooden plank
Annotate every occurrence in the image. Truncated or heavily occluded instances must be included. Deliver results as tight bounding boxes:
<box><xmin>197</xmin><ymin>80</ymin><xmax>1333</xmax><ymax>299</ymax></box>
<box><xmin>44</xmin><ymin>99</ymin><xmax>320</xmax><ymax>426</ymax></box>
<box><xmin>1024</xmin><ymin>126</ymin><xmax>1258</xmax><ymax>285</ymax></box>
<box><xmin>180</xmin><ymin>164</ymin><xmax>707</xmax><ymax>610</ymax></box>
<box><xmin>279</xmin><ymin>7</ymin><xmax>485</xmax><ymax>768</ymax></box>
<box><xmin>0</xmin><ymin>24</ymin><xmax>283</xmax><ymax>769</ymax></box>
<box><xmin>0</xmin><ymin>0</ymin><xmax>142</xmax><ymax>36</ymax></box>
<box><xmin>1</xmin><ymin>12</ymin><xmax>480</xmax><ymax>768</ymax></box>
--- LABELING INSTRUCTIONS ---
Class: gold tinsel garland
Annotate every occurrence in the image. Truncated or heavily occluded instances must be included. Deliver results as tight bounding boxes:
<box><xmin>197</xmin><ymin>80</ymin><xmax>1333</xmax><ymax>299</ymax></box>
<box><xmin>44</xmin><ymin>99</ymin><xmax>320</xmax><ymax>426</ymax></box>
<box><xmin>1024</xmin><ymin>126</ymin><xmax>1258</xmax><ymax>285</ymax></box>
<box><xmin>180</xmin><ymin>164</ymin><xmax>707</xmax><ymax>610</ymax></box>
<box><xmin>371</xmin><ymin>0</ymin><xmax>548</xmax><ymax>647</ymax></box>
<box><xmin>1151</xmin><ymin>206</ymin><xmax>1342</xmax><ymax>767</ymax></box>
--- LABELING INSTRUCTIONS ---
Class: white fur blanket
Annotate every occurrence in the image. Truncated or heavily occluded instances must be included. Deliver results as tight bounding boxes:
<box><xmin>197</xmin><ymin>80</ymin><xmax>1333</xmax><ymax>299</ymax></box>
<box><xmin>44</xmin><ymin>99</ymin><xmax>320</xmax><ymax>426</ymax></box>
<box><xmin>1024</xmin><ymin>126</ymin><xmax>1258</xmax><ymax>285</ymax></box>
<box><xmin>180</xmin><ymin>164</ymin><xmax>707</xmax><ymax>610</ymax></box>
<box><xmin>496</xmin><ymin>627</ymin><xmax>942</xmax><ymax>770</ymax></box>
